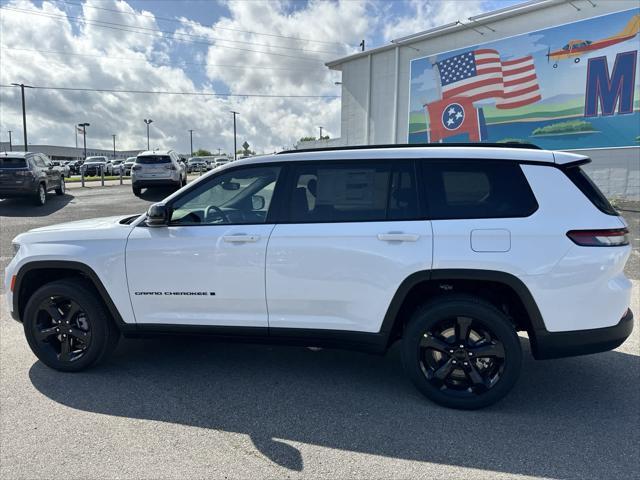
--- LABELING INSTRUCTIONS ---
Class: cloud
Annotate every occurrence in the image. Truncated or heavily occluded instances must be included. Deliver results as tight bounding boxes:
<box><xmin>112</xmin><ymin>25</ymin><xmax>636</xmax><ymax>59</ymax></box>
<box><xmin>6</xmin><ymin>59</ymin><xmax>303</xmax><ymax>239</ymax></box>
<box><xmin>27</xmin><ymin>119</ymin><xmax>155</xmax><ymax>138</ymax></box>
<box><xmin>0</xmin><ymin>0</ymin><xmax>500</xmax><ymax>153</ymax></box>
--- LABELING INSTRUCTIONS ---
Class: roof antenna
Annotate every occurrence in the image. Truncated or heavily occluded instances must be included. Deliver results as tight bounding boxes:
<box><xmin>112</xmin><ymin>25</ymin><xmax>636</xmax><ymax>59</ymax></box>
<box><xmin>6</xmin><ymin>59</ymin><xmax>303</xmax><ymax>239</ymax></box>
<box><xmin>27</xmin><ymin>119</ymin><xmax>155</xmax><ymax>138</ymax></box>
<box><xmin>359</xmin><ymin>39</ymin><xmax>365</xmax><ymax>51</ymax></box>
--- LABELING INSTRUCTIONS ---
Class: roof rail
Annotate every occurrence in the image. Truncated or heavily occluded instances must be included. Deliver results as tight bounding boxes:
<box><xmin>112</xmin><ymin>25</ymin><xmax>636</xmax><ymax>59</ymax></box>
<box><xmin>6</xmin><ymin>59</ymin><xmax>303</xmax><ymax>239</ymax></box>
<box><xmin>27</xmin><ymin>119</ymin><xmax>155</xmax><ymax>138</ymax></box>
<box><xmin>279</xmin><ymin>142</ymin><xmax>542</xmax><ymax>155</ymax></box>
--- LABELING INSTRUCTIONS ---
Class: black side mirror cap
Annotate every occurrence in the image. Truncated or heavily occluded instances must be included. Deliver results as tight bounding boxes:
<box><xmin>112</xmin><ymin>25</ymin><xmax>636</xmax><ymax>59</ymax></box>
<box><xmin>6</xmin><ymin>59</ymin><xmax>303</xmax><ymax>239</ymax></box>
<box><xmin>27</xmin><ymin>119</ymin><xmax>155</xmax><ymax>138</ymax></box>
<box><xmin>146</xmin><ymin>203</ymin><xmax>170</xmax><ymax>227</ymax></box>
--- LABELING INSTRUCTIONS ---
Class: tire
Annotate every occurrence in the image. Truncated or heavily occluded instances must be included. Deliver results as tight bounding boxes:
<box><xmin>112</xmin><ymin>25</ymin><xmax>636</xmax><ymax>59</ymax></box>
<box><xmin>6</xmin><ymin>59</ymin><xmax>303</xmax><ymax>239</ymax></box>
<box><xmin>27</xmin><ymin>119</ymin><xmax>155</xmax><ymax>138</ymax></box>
<box><xmin>132</xmin><ymin>186</ymin><xmax>141</xmax><ymax>196</ymax></box>
<box><xmin>34</xmin><ymin>183</ymin><xmax>46</xmax><ymax>206</ymax></box>
<box><xmin>23</xmin><ymin>279</ymin><xmax>120</xmax><ymax>372</ymax></box>
<box><xmin>401</xmin><ymin>294</ymin><xmax>522</xmax><ymax>410</ymax></box>
<box><xmin>55</xmin><ymin>177</ymin><xmax>65</xmax><ymax>195</ymax></box>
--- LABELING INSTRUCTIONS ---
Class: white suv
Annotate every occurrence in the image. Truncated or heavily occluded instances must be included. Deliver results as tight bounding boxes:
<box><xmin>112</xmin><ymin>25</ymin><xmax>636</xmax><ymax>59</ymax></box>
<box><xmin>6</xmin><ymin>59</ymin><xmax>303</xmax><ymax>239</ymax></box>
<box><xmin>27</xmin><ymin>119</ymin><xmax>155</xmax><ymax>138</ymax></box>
<box><xmin>131</xmin><ymin>150</ymin><xmax>186</xmax><ymax>195</ymax></box>
<box><xmin>4</xmin><ymin>145</ymin><xmax>633</xmax><ymax>409</ymax></box>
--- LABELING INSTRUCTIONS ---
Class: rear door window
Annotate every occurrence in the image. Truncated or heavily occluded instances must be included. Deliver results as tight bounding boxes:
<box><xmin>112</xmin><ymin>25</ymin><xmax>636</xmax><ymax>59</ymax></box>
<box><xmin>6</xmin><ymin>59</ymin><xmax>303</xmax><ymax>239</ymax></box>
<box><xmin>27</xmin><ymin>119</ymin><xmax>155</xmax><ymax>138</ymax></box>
<box><xmin>0</xmin><ymin>157</ymin><xmax>27</xmax><ymax>168</ymax></box>
<box><xmin>285</xmin><ymin>160</ymin><xmax>419</xmax><ymax>223</ymax></box>
<box><xmin>422</xmin><ymin>161</ymin><xmax>538</xmax><ymax>219</ymax></box>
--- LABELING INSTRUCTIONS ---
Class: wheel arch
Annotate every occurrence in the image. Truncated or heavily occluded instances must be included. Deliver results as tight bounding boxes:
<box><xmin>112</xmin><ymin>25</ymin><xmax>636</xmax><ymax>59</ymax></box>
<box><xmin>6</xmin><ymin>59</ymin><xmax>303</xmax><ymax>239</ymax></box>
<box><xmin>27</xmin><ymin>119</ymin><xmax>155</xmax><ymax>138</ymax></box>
<box><xmin>381</xmin><ymin>269</ymin><xmax>546</xmax><ymax>353</ymax></box>
<box><xmin>13</xmin><ymin>260</ymin><xmax>131</xmax><ymax>332</ymax></box>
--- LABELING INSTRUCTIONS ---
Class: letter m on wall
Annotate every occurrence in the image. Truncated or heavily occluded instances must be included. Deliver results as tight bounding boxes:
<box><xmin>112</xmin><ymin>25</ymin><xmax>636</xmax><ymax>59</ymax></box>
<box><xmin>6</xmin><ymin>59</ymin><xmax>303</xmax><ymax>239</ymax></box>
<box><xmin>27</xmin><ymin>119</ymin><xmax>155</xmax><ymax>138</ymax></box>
<box><xmin>585</xmin><ymin>51</ymin><xmax>637</xmax><ymax>117</ymax></box>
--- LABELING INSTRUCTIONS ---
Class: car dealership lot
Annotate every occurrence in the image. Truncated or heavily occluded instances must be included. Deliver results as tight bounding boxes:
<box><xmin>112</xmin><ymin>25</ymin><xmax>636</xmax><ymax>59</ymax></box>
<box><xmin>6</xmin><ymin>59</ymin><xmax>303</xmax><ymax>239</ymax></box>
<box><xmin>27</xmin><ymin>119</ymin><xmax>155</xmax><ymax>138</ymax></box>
<box><xmin>1</xmin><ymin>186</ymin><xmax>638</xmax><ymax>480</ymax></box>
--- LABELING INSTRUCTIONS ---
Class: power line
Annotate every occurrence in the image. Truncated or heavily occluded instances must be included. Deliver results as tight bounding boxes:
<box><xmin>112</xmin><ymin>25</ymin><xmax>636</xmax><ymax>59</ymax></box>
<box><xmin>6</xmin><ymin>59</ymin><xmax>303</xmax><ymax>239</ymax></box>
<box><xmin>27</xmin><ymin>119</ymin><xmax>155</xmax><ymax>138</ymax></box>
<box><xmin>56</xmin><ymin>0</ymin><xmax>346</xmax><ymax>47</ymax></box>
<box><xmin>0</xmin><ymin>6</ymin><xmax>341</xmax><ymax>60</ymax></box>
<box><xmin>0</xmin><ymin>46</ymin><xmax>329</xmax><ymax>72</ymax></box>
<box><xmin>0</xmin><ymin>84</ymin><xmax>340</xmax><ymax>99</ymax></box>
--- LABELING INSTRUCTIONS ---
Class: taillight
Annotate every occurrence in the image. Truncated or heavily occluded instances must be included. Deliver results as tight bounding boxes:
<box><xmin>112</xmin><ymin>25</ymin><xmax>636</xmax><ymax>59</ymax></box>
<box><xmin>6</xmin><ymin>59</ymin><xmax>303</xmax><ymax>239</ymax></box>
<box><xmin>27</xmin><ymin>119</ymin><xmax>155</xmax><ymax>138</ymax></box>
<box><xmin>132</xmin><ymin>165</ymin><xmax>141</xmax><ymax>171</ymax></box>
<box><xmin>15</xmin><ymin>170</ymin><xmax>32</xmax><ymax>176</ymax></box>
<box><xmin>166</xmin><ymin>165</ymin><xmax>176</xmax><ymax>170</ymax></box>
<box><xmin>567</xmin><ymin>228</ymin><xmax>629</xmax><ymax>247</ymax></box>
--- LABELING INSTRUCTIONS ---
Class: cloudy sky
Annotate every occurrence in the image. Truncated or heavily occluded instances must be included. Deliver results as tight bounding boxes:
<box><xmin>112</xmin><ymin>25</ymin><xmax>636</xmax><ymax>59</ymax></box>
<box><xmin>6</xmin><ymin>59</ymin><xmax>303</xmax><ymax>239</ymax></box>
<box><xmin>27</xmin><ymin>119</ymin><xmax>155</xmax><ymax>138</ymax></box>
<box><xmin>0</xmin><ymin>0</ymin><xmax>522</xmax><ymax>154</ymax></box>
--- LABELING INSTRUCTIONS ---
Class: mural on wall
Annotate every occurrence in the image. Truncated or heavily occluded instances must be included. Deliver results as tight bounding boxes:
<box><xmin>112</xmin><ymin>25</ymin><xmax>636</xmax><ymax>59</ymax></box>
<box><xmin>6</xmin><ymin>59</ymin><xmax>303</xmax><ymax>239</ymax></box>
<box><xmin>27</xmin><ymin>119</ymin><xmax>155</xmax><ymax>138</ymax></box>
<box><xmin>408</xmin><ymin>8</ymin><xmax>640</xmax><ymax>149</ymax></box>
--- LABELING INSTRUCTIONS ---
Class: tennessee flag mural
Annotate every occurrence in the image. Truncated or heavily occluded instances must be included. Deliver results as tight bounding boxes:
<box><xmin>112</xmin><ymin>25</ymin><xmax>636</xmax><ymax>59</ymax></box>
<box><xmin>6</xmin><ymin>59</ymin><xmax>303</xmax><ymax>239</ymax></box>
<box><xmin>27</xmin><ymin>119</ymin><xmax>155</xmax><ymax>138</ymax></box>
<box><xmin>425</xmin><ymin>97</ymin><xmax>481</xmax><ymax>142</ymax></box>
<box><xmin>409</xmin><ymin>8</ymin><xmax>640</xmax><ymax>149</ymax></box>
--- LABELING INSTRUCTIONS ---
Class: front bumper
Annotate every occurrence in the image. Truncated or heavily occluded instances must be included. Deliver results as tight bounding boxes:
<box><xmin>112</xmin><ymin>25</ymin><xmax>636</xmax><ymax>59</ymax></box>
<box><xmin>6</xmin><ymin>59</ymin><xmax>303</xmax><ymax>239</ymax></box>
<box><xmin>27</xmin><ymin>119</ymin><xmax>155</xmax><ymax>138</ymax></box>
<box><xmin>532</xmin><ymin>309</ymin><xmax>634</xmax><ymax>359</ymax></box>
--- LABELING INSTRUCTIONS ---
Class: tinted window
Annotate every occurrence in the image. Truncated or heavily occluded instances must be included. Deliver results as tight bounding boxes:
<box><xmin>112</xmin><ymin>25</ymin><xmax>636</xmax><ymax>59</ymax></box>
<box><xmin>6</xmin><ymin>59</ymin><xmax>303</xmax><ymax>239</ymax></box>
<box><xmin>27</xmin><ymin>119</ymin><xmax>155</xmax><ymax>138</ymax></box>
<box><xmin>287</xmin><ymin>161</ymin><xmax>419</xmax><ymax>223</ymax></box>
<box><xmin>137</xmin><ymin>156</ymin><xmax>171</xmax><ymax>164</ymax></box>
<box><xmin>422</xmin><ymin>161</ymin><xmax>538</xmax><ymax>219</ymax></box>
<box><xmin>170</xmin><ymin>166</ymin><xmax>281</xmax><ymax>225</ymax></box>
<box><xmin>0</xmin><ymin>157</ymin><xmax>27</xmax><ymax>168</ymax></box>
<box><xmin>33</xmin><ymin>155</ymin><xmax>46</xmax><ymax>167</ymax></box>
<box><xmin>564</xmin><ymin>165</ymin><xmax>617</xmax><ymax>216</ymax></box>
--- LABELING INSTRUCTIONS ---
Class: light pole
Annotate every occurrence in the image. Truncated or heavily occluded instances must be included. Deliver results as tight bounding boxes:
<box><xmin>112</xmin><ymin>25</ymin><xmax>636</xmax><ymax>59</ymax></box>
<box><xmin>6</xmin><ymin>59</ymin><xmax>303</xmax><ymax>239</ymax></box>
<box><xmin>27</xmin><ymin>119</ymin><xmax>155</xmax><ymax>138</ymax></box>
<box><xmin>78</xmin><ymin>123</ymin><xmax>90</xmax><ymax>160</ymax></box>
<box><xmin>217</xmin><ymin>147</ymin><xmax>221</xmax><ymax>156</ymax></box>
<box><xmin>11</xmin><ymin>83</ymin><xmax>34</xmax><ymax>149</ymax></box>
<box><xmin>188</xmin><ymin>129</ymin><xmax>194</xmax><ymax>156</ymax></box>
<box><xmin>112</xmin><ymin>134</ymin><xmax>116</xmax><ymax>159</ymax></box>
<box><xmin>318</xmin><ymin>126</ymin><xmax>324</xmax><ymax>140</ymax></box>
<box><xmin>230</xmin><ymin>111</ymin><xmax>239</xmax><ymax>161</ymax></box>
<box><xmin>8</xmin><ymin>130</ymin><xmax>12</xmax><ymax>151</ymax></box>
<box><xmin>144</xmin><ymin>119</ymin><xmax>153</xmax><ymax>150</ymax></box>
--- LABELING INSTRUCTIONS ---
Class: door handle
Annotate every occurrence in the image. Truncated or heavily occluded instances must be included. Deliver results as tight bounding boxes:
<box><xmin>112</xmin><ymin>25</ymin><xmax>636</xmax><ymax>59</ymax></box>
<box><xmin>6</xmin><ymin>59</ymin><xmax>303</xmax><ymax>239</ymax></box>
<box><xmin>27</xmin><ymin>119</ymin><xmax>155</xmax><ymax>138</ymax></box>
<box><xmin>377</xmin><ymin>233</ymin><xmax>420</xmax><ymax>242</ymax></box>
<box><xmin>223</xmin><ymin>234</ymin><xmax>260</xmax><ymax>243</ymax></box>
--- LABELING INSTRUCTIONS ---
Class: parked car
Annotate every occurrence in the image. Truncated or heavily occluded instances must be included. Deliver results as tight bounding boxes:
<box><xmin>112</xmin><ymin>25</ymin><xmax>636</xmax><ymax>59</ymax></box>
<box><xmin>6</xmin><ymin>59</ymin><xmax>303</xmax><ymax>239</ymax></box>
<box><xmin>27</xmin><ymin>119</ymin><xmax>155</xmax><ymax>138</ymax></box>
<box><xmin>4</xmin><ymin>144</ymin><xmax>634</xmax><ymax>409</ymax></box>
<box><xmin>111</xmin><ymin>159</ymin><xmax>127</xmax><ymax>175</ymax></box>
<box><xmin>213</xmin><ymin>157</ymin><xmax>230</xmax><ymax>168</ymax></box>
<box><xmin>67</xmin><ymin>159</ymin><xmax>83</xmax><ymax>175</ymax></box>
<box><xmin>51</xmin><ymin>161</ymin><xmax>71</xmax><ymax>178</ymax></box>
<box><xmin>187</xmin><ymin>157</ymin><xmax>209</xmax><ymax>173</ymax></box>
<box><xmin>0</xmin><ymin>151</ymin><xmax>66</xmax><ymax>205</ymax></box>
<box><xmin>131</xmin><ymin>150</ymin><xmax>187</xmax><ymax>195</ymax></box>
<box><xmin>123</xmin><ymin>157</ymin><xmax>136</xmax><ymax>175</ymax></box>
<box><xmin>81</xmin><ymin>156</ymin><xmax>112</xmax><ymax>176</ymax></box>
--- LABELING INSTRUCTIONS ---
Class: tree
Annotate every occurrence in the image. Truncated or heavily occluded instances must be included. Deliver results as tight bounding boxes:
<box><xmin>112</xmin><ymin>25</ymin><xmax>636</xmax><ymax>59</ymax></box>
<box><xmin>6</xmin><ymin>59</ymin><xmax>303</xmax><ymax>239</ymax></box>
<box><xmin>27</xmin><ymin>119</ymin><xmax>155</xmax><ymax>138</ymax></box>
<box><xmin>194</xmin><ymin>149</ymin><xmax>212</xmax><ymax>156</ymax></box>
<box><xmin>299</xmin><ymin>136</ymin><xmax>316</xmax><ymax>142</ymax></box>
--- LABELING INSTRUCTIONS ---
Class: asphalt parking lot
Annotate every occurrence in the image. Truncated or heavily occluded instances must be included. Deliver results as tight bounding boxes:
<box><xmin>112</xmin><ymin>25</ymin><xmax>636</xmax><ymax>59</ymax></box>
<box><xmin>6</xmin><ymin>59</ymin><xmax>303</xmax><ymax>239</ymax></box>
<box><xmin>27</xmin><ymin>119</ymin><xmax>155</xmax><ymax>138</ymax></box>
<box><xmin>1</xmin><ymin>186</ymin><xmax>638</xmax><ymax>479</ymax></box>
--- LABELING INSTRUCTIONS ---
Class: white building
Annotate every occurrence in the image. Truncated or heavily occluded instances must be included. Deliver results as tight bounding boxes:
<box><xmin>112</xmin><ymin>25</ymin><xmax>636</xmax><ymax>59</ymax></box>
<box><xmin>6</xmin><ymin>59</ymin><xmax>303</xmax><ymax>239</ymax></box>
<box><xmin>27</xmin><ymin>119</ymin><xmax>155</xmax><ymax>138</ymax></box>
<box><xmin>324</xmin><ymin>0</ymin><xmax>640</xmax><ymax>200</ymax></box>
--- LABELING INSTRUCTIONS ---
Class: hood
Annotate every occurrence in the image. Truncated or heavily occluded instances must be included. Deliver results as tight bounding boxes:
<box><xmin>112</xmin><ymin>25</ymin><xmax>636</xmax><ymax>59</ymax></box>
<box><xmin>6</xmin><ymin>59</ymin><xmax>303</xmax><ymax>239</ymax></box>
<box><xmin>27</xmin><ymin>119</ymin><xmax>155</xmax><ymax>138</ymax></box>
<box><xmin>28</xmin><ymin>215</ymin><xmax>137</xmax><ymax>233</ymax></box>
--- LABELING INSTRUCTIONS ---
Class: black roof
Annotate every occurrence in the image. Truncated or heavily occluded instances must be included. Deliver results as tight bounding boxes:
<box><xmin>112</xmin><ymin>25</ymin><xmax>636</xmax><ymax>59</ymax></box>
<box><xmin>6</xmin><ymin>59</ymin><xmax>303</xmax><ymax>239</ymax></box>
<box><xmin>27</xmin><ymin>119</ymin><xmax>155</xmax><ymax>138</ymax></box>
<box><xmin>279</xmin><ymin>142</ymin><xmax>542</xmax><ymax>155</ymax></box>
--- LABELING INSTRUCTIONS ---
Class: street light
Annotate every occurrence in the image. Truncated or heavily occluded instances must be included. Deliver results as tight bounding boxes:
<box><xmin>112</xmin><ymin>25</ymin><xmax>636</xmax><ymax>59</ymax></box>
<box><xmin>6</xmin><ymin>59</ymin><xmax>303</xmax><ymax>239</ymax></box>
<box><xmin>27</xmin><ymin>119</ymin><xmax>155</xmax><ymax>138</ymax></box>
<box><xmin>78</xmin><ymin>123</ymin><xmax>90</xmax><ymax>160</ymax></box>
<box><xmin>112</xmin><ymin>134</ymin><xmax>116</xmax><ymax>159</ymax></box>
<box><xmin>230</xmin><ymin>111</ymin><xmax>239</xmax><ymax>161</ymax></box>
<box><xmin>318</xmin><ymin>126</ymin><xmax>324</xmax><ymax>140</ymax></box>
<box><xmin>188</xmin><ymin>129</ymin><xmax>194</xmax><ymax>157</ymax></box>
<box><xmin>10</xmin><ymin>83</ymin><xmax>34</xmax><ymax>149</ymax></box>
<box><xmin>144</xmin><ymin>119</ymin><xmax>153</xmax><ymax>150</ymax></box>
<box><xmin>7</xmin><ymin>130</ymin><xmax>12</xmax><ymax>151</ymax></box>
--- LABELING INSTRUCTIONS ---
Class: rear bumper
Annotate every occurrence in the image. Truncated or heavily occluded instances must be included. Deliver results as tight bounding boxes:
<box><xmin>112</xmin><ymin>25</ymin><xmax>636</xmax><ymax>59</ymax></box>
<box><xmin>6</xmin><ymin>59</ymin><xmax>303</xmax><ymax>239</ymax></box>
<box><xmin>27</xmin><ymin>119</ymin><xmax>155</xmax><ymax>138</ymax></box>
<box><xmin>0</xmin><ymin>185</ymin><xmax>37</xmax><ymax>197</ymax></box>
<box><xmin>532</xmin><ymin>309</ymin><xmax>634</xmax><ymax>359</ymax></box>
<box><xmin>133</xmin><ymin>179</ymin><xmax>180</xmax><ymax>188</ymax></box>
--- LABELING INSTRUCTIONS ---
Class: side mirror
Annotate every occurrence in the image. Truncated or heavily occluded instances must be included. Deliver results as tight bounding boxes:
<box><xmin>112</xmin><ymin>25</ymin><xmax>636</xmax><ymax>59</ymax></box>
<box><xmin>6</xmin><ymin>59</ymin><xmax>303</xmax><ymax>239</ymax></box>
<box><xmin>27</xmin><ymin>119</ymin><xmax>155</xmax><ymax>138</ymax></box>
<box><xmin>146</xmin><ymin>203</ymin><xmax>170</xmax><ymax>227</ymax></box>
<box><xmin>251</xmin><ymin>195</ymin><xmax>265</xmax><ymax>210</ymax></box>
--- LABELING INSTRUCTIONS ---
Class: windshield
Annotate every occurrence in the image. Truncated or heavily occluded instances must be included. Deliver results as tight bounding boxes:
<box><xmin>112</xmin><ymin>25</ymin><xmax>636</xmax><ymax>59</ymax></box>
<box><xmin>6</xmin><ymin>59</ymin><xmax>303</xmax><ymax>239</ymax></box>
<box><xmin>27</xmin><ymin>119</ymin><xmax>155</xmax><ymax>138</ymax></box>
<box><xmin>137</xmin><ymin>156</ymin><xmax>171</xmax><ymax>164</ymax></box>
<box><xmin>85</xmin><ymin>158</ymin><xmax>106</xmax><ymax>164</ymax></box>
<box><xmin>0</xmin><ymin>157</ymin><xmax>27</xmax><ymax>168</ymax></box>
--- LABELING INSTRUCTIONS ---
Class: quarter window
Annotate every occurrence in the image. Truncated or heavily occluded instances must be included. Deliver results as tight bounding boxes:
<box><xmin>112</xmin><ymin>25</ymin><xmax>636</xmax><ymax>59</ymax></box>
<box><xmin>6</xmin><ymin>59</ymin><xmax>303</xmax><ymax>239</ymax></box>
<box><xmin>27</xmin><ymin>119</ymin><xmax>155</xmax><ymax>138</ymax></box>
<box><xmin>169</xmin><ymin>166</ymin><xmax>281</xmax><ymax>225</ymax></box>
<box><xmin>422</xmin><ymin>161</ymin><xmax>538</xmax><ymax>219</ymax></box>
<box><xmin>286</xmin><ymin>161</ymin><xmax>419</xmax><ymax>223</ymax></box>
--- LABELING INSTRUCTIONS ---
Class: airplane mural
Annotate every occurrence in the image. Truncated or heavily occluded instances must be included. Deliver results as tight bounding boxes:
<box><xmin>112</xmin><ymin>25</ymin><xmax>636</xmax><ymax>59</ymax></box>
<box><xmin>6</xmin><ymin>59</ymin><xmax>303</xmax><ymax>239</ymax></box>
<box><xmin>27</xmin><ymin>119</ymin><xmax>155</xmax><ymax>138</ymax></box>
<box><xmin>546</xmin><ymin>14</ymin><xmax>639</xmax><ymax>67</ymax></box>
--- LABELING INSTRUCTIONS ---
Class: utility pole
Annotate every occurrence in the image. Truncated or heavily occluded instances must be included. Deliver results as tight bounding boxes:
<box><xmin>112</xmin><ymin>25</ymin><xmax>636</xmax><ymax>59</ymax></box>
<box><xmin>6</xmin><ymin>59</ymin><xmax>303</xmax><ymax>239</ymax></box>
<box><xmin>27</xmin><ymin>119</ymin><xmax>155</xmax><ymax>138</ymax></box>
<box><xmin>318</xmin><ymin>126</ymin><xmax>324</xmax><ymax>140</ymax></box>
<box><xmin>11</xmin><ymin>83</ymin><xmax>33</xmax><ymax>149</ymax></box>
<box><xmin>230</xmin><ymin>111</ymin><xmax>239</xmax><ymax>161</ymax></box>
<box><xmin>188</xmin><ymin>129</ymin><xmax>194</xmax><ymax>156</ymax></box>
<box><xmin>78</xmin><ymin>123</ymin><xmax>90</xmax><ymax>160</ymax></box>
<box><xmin>8</xmin><ymin>130</ymin><xmax>12</xmax><ymax>151</ymax></box>
<box><xmin>112</xmin><ymin>134</ymin><xmax>116</xmax><ymax>158</ymax></box>
<box><xmin>144</xmin><ymin>119</ymin><xmax>153</xmax><ymax>150</ymax></box>
<box><xmin>217</xmin><ymin>147</ymin><xmax>221</xmax><ymax>155</ymax></box>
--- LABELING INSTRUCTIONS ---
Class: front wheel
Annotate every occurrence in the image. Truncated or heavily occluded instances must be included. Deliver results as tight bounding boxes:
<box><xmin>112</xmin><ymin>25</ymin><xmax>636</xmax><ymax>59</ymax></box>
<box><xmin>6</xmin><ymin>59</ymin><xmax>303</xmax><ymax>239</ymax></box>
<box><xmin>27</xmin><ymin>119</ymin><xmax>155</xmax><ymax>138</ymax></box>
<box><xmin>23</xmin><ymin>279</ymin><xmax>120</xmax><ymax>371</ymax></box>
<box><xmin>55</xmin><ymin>177</ymin><xmax>65</xmax><ymax>195</ymax></box>
<box><xmin>401</xmin><ymin>295</ymin><xmax>522</xmax><ymax>409</ymax></box>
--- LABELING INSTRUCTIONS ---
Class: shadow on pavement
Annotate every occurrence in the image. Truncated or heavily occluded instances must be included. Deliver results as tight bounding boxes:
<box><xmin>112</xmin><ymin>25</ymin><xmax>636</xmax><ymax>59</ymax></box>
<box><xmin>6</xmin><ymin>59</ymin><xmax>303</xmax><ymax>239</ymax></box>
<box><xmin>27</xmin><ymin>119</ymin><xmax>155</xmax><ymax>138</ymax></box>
<box><xmin>0</xmin><ymin>193</ymin><xmax>74</xmax><ymax>217</ymax></box>
<box><xmin>29</xmin><ymin>337</ymin><xmax>639</xmax><ymax>477</ymax></box>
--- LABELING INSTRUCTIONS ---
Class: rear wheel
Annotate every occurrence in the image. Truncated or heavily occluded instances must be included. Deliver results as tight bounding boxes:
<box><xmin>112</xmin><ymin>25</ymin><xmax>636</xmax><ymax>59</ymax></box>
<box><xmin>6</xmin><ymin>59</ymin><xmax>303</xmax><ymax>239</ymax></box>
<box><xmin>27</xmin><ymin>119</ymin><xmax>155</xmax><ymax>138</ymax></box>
<box><xmin>55</xmin><ymin>177</ymin><xmax>65</xmax><ymax>195</ymax></box>
<box><xmin>401</xmin><ymin>295</ymin><xmax>521</xmax><ymax>409</ymax></box>
<box><xmin>132</xmin><ymin>186</ymin><xmax>141</xmax><ymax>196</ymax></box>
<box><xmin>34</xmin><ymin>183</ymin><xmax>46</xmax><ymax>206</ymax></box>
<box><xmin>23</xmin><ymin>279</ymin><xmax>120</xmax><ymax>372</ymax></box>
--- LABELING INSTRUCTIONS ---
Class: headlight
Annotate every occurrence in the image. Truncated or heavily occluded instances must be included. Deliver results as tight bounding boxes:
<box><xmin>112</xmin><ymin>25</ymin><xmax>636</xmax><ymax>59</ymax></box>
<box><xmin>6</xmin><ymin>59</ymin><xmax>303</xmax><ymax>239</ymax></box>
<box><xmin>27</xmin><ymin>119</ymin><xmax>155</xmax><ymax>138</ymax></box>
<box><xmin>12</xmin><ymin>243</ymin><xmax>20</xmax><ymax>255</ymax></box>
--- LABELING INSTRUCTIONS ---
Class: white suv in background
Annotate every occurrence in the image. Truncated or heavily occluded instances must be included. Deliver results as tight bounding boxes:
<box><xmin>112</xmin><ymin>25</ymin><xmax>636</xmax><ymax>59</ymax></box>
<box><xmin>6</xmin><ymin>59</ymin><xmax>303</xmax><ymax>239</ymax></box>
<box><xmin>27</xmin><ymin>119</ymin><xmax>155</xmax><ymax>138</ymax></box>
<box><xmin>131</xmin><ymin>150</ymin><xmax>186</xmax><ymax>195</ymax></box>
<box><xmin>5</xmin><ymin>144</ymin><xmax>633</xmax><ymax>409</ymax></box>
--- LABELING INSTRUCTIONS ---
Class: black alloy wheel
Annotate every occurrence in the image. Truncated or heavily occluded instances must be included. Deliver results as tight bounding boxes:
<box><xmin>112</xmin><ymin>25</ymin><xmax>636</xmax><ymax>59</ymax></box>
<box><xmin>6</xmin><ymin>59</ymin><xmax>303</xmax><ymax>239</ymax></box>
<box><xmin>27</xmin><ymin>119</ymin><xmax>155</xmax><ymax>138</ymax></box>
<box><xmin>23</xmin><ymin>279</ymin><xmax>120</xmax><ymax>371</ymax></box>
<box><xmin>402</xmin><ymin>295</ymin><xmax>521</xmax><ymax>409</ymax></box>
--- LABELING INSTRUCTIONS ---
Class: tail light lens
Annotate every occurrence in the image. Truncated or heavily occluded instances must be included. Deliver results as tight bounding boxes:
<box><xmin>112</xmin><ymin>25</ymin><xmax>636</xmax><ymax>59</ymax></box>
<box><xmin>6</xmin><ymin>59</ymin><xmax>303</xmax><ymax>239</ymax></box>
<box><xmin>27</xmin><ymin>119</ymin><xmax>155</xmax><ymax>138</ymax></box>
<box><xmin>132</xmin><ymin>165</ymin><xmax>141</xmax><ymax>171</ymax></box>
<box><xmin>166</xmin><ymin>165</ymin><xmax>177</xmax><ymax>170</ymax></box>
<box><xmin>15</xmin><ymin>170</ymin><xmax>33</xmax><ymax>176</ymax></box>
<box><xmin>567</xmin><ymin>228</ymin><xmax>629</xmax><ymax>247</ymax></box>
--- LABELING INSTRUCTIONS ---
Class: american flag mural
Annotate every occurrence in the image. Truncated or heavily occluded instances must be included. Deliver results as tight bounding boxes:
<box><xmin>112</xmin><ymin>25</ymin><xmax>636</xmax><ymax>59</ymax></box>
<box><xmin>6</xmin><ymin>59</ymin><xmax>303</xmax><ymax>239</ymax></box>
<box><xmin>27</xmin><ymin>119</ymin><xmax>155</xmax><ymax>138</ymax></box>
<box><xmin>435</xmin><ymin>48</ymin><xmax>541</xmax><ymax>109</ymax></box>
